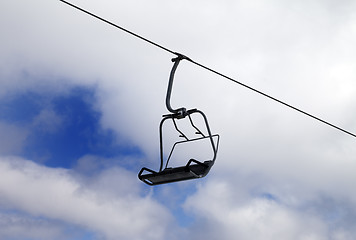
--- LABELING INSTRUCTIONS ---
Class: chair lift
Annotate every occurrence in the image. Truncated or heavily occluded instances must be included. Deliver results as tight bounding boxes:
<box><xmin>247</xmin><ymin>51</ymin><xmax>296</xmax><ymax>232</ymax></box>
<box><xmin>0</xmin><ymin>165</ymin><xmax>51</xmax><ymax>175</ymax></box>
<box><xmin>138</xmin><ymin>54</ymin><xmax>219</xmax><ymax>186</ymax></box>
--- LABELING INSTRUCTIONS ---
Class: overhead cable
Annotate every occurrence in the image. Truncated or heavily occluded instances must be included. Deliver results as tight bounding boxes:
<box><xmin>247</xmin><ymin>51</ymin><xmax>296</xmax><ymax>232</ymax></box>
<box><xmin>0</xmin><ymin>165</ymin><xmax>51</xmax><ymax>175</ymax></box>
<box><xmin>58</xmin><ymin>0</ymin><xmax>356</xmax><ymax>139</ymax></box>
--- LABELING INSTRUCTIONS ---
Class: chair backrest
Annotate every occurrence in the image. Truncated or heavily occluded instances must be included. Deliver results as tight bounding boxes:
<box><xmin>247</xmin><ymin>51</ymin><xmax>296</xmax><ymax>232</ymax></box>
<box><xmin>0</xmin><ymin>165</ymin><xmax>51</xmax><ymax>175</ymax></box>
<box><xmin>159</xmin><ymin>109</ymin><xmax>219</xmax><ymax>172</ymax></box>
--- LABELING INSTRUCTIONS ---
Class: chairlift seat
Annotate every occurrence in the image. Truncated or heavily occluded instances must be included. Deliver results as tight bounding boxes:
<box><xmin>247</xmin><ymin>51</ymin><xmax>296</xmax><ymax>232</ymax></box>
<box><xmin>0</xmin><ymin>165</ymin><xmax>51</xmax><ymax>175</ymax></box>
<box><xmin>139</xmin><ymin>160</ymin><xmax>213</xmax><ymax>186</ymax></box>
<box><xmin>138</xmin><ymin>55</ymin><xmax>219</xmax><ymax>186</ymax></box>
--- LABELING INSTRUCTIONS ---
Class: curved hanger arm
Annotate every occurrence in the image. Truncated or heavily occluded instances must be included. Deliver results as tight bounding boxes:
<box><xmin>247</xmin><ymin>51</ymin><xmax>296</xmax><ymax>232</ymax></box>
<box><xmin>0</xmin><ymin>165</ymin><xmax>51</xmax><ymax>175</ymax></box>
<box><xmin>165</xmin><ymin>54</ymin><xmax>190</xmax><ymax>116</ymax></box>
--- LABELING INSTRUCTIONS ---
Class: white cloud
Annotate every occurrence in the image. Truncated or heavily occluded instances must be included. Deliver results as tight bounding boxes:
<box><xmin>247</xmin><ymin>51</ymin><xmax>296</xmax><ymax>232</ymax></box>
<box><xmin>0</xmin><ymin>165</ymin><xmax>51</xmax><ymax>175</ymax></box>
<box><xmin>184</xmin><ymin>179</ymin><xmax>356</xmax><ymax>240</ymax></box>
<box><xmin>0</xmin><ymin>156</ymin><xmax>175</xmax><ymax>240</ymax></box>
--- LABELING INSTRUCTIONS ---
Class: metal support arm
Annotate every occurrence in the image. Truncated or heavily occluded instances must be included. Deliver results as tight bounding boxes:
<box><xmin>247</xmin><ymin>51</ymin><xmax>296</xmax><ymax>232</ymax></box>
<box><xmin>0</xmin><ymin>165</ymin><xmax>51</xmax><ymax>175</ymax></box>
<box><xmin>165</xmin><ymin>54</ymin><xmax>190</xmax><ymax>117</ymax></box>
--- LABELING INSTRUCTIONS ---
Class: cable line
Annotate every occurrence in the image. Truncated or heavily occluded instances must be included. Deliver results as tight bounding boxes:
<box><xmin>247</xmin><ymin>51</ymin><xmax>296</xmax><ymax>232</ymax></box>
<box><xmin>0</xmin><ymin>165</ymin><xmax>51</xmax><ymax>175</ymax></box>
<box><xmin>189</xmin><ymin>60</ymin><xmax>356</xmax><ymax>138</ymax></box>
<box><xmin>58</xmin><ymin>0</ymin><xmax>356</xmax><ymax>139</ymax></box>
<box><xmin>58</xmin><ymin>0</ymin><xmax>176</xmax><ymax>55</ymax></box>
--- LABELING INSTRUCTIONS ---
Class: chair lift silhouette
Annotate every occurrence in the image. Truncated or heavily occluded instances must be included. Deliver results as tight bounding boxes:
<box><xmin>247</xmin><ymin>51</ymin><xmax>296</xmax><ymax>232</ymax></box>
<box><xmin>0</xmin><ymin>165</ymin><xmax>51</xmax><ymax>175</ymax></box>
<box><xmin>138</xmin><ymin>54</ymin><xmax>219</xmax><ymax>185</ymax></box>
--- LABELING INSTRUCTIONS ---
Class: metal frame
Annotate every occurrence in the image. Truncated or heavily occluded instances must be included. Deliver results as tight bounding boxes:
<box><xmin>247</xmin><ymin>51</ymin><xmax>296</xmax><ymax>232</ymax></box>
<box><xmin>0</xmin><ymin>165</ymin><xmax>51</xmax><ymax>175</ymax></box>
<box><xmin>159</xmin><ymin>109</ymin><xmax>219</xmax><ymax>172</ymax></box>
<box><xmin>138</xmin><ymin>55</ymin><xmax>219</xmax><ymax>185</ymax></box>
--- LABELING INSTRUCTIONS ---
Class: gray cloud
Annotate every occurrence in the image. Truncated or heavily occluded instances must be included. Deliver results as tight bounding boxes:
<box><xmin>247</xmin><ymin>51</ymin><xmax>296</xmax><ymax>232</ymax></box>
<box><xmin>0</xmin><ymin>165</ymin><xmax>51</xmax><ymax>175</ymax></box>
<box><xmin>0</xmin><ymin>211</ymin><xmax>93</xmax><ymax>240</ymax></box>
<box><xmin>0</xmin><ymin>122</ymin><xmax>28</xmax><ymax>155</ymax></box>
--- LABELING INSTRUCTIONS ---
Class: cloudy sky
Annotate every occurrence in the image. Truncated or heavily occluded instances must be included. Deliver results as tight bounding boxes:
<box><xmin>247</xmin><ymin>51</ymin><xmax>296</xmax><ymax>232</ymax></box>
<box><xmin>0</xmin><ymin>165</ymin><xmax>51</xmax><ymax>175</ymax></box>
<box><xmin>1</xmin><ymin>0</ymin><xmax>356</xmax><ymax>239</ymax></box>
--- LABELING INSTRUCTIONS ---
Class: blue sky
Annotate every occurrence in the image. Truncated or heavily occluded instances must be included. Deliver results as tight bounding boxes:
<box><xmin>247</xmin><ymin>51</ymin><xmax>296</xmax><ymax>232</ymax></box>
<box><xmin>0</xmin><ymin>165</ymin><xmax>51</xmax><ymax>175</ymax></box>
<box><xmin>0</xmin><ymin>87</ymin><xmax>143</xmax><ymax>169</ymax></box>
<box><xmin>1</xmin><ymin>0</ymin><xmax>356</xmax><ymax>239</ymax></box>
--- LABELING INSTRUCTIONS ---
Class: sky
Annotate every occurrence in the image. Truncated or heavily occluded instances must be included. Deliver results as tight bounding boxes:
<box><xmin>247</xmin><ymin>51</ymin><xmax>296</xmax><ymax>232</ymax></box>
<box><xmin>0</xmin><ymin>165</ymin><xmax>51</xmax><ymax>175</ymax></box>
<box><xmin>1</xmin><ymin>0</ymin><xmax>356</xmax><ymax>239</ymax></box>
